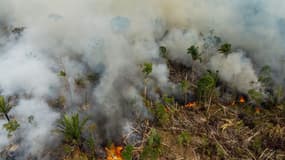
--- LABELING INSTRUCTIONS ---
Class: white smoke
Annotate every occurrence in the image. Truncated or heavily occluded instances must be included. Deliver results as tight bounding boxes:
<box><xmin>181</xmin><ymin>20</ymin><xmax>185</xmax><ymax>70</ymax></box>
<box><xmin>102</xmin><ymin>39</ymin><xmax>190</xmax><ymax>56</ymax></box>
<box><xmin>0</xmin><ymin>0</ymin><xmax>284</xmax><ymax>158</ymax></box>
<box><xmin>209</xmin><ymin>52</ymin><xmax>260</xmax><ymax>93</ymax></box>
<box><xmin>10</xmin><ymin>99</ymin><xmax>60</xmax><ymax>158</ymax></box>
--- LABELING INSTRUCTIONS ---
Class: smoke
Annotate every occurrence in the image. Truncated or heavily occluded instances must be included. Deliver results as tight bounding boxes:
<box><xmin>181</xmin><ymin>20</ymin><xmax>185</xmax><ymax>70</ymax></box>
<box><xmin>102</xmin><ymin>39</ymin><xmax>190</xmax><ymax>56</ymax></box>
<box><xmin>0</xmin><ymin>0</ymin><xmax>284</xmax><ymax>158</ymax></box>
<box><xmin>209</xmin><ymin>52</ymin><xmax>260</xmax><ymax>93</ymax></box>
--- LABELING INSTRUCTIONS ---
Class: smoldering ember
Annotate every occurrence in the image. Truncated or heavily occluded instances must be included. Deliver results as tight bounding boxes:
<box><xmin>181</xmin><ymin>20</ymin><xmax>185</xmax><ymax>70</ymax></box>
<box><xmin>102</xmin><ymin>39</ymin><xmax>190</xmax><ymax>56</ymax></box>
<box><xmin>0</xmin><ymin>1</ymin><xmax>284</xmax><ymax>160</ymax></box>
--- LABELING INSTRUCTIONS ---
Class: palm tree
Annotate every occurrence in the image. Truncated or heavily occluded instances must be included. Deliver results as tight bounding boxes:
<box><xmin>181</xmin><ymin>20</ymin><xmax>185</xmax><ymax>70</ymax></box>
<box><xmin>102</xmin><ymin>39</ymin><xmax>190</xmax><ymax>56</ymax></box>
<box><xmin>187</xmin><ymin>45</ymin><xmax>202</xmax><ymax>62</ymax></box>
<box><xmin>218</xmin><ymin>43</ymin><xmax>232</xmax><ymax>55</ymax></box>
<box><xmin>142</xmin><ymin>62</ymin><xmax>153</xmax><ymax>98</ymax></box>
<box><xmin>57</xmin><ymin>113</ymin><xmax>88</xmax><ymax>144</ymax></box>
<box><xmin>0</xmin><ymin>96</ymin><xmax>12</xmax><ymax>121</ymax></box>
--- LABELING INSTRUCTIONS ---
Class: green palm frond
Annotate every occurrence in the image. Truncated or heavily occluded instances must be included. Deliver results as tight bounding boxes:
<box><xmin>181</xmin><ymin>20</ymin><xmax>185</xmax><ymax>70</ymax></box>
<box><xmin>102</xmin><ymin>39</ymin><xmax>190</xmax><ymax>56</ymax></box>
<box><xmin>57</xmin><ymin>113</ymin><xmax>88</xmax><ymax>144</ymax></box>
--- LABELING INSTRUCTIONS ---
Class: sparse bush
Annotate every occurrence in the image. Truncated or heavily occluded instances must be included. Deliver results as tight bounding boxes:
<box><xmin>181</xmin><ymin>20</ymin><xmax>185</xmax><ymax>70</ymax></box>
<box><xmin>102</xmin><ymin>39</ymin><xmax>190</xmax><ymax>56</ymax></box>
<box><xmin>177</xmin><ymin>131</ymin><xmax>191</xmax><ymax>146</ymax></box>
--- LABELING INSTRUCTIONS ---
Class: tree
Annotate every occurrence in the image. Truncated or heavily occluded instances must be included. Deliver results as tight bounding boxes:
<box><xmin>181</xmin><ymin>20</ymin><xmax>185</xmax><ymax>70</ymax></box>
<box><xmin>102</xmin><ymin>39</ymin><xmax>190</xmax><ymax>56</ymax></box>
<box><xmin>0</xmin><ymin>96</ymin><xmax>20</xmax><ymax>137</ymax></box>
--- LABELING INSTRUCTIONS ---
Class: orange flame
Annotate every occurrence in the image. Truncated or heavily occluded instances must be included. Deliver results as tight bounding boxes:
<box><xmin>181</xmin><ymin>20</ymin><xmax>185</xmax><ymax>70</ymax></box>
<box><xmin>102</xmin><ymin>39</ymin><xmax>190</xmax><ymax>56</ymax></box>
<box><xmin>239</xmin><ymin>97</ymin><xmax>245</xmax><ymax>103</ymax></box>
<box><xmin>106</xmin><ymin>144</ymin><xmax>123</xmax><ymax>160</ymax></box>
<box><xmin>185</xmin><ymin>101</ymin><xmax>196</xmax><ymax>108</ymax></box>
<box><xmin>255</xmin><ymin>107</ymin><xmax>261</xmax><ymax>114</ymax></box>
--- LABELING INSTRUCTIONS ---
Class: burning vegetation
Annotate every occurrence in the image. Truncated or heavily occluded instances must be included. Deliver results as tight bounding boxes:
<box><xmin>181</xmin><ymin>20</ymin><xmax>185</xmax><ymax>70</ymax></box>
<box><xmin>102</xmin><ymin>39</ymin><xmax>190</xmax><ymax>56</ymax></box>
<box><xmin>0</xmin><ymin>1</ymin><xmax>285</xmax><ymax>160</ymax></box>
<box><xmin>105</xmin><ymin>144</ymin><xmax>123</xmax><ymax>160</ymax></box>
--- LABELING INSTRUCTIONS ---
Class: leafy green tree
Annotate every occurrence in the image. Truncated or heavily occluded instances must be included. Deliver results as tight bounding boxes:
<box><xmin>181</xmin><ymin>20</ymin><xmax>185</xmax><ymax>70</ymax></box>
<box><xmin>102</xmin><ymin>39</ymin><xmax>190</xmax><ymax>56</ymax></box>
<box><xmin>248</xmin><ymin>89</ymin><xmax>263</xmax><ymax>105</ymax></box>
<box><xmin>0</xmin><ymin>96</ymin><xmax>12</xmax><ymax>121</ymax></box>
<box><xmin>187</xmin><ymin>45</ymin><xmax>202</xmax><ymax>62</ymax></box>
<box><xmin>57</xmin><ymin>113</ymin><xmax>88</xmax><ymax>144</ymax></box>
<box><xmin>218</xmin><ymin>43</ymin><xmax>232</xmax><ymax>55</ymax></box>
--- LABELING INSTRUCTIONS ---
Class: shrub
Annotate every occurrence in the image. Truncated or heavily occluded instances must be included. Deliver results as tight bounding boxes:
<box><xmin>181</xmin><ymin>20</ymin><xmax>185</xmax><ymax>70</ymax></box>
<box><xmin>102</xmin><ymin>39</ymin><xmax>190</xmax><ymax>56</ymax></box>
<box><xmin>141</xmin><ymin>129</ymin><xmax>162</xmax><ymax>160</ymax></box>
<box><xmin>153</xmin><ymin>103</ymin><xmax>170</xmax><ymax>126</ymax></box>
<box><xmin>142</xmin><ymin>63</ymin><xmax>153</xmax><ymax>76</ymax></box>
<box><xmin>122</xmin><ymin>145</ymin><xmax>134</xmax><ymax>160</ymax></box>
<box><xmin>3</xmin><ymin>120</ymin><xmax>20</xmax><ymax>137</ymax></box>
<box><xmin>177</xmin><ymin>131</ymin><xmax>191</xmax><ymax>146</ymax></box>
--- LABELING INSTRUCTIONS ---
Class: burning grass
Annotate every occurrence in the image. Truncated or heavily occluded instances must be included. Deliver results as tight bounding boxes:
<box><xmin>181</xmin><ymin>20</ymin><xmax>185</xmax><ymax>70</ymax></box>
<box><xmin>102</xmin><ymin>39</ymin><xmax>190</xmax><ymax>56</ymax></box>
<box><xmin>105</xmin><ymin>144</ymin><xmax>123</xmax><ymax>160</ymax></box>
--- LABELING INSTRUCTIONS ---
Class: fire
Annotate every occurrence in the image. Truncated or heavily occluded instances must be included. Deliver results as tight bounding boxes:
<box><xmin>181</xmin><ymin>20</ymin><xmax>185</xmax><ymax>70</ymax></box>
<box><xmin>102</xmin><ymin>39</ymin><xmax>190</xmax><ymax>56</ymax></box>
<box><xmin>106</xmin><ymin>144</ymin><xmax>123</xmax><ymax>160</ymax></box>
<box><xmin>239</xmin><ymin>96</ymin><xmax>245</xmax><ymax>103</ymax></box>
<box><xmin>255</xmin><ymin>107</ymin><xmax>261</xmax><ymax>114</ymax></box>
<box><xmin>185</xmin><ymin>101</ymin><xmax>196</xmax><ymax>108</ymax></box>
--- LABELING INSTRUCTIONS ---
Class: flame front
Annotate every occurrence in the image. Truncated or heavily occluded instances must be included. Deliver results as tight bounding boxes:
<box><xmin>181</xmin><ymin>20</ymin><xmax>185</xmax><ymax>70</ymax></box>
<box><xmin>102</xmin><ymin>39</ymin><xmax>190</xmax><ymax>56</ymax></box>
<box><xmin>106</xmin><ymin>144</ymin><xmax>123</xmax><ymax>160</ymax></box>
<box><xmin>185</xmin><ymin>101</ymin><xmax>197</xmax><ymax>108</ymax></box>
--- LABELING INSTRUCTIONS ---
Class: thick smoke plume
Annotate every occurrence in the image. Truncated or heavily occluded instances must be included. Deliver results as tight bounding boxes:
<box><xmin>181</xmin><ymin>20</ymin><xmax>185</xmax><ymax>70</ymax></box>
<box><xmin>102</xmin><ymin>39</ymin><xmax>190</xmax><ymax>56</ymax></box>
<box><xmin>0</xmin><ymin>0</ymin><xmax>284</xmax><ymax>159</ymax></box>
